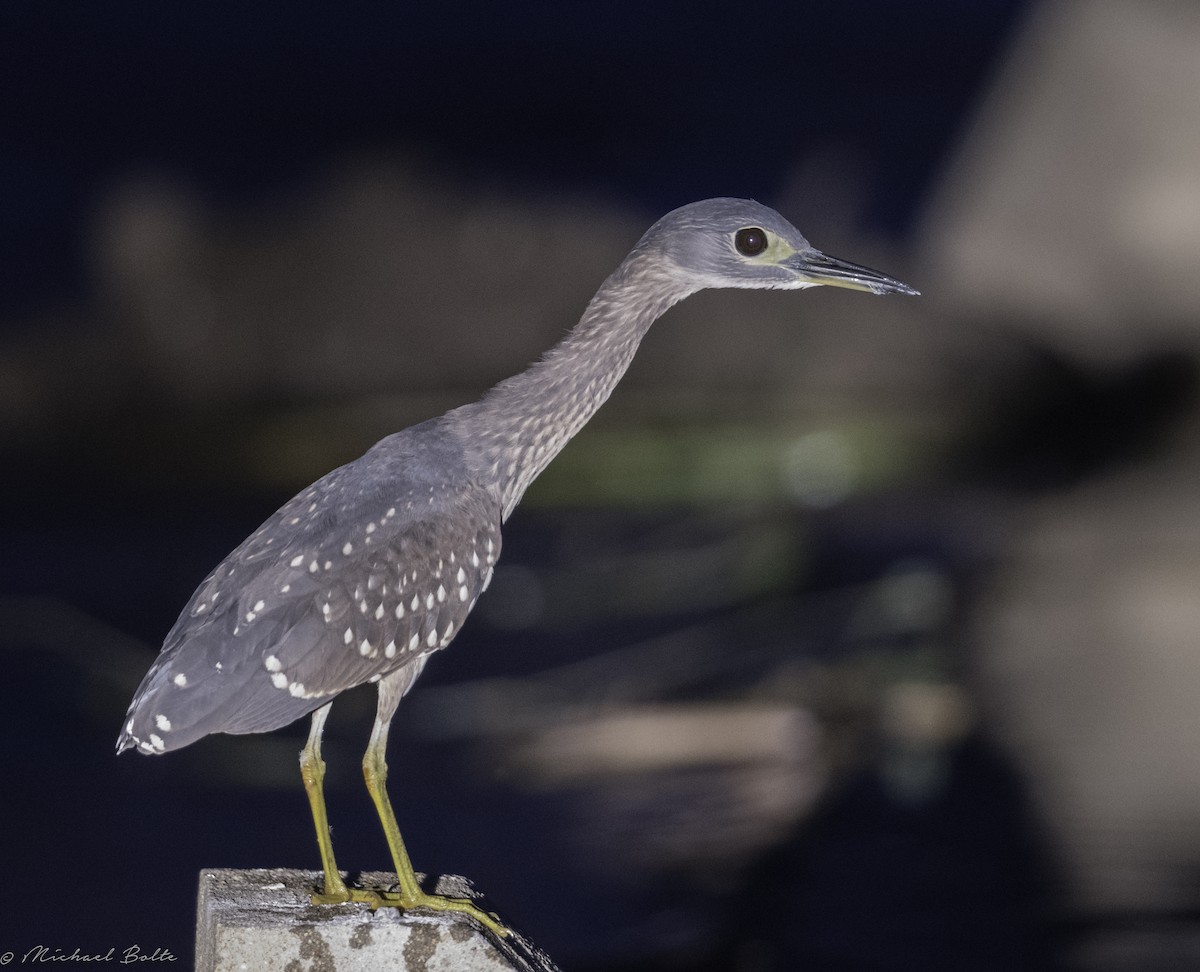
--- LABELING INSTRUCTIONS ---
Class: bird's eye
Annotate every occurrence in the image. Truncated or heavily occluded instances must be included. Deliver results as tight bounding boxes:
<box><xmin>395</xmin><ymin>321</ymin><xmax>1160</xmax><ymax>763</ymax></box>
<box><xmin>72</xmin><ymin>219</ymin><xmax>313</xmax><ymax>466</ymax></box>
<box><xmin>734</xmin><ymin>227</ymin><xmax>768</xmax><ymax>256</ymax></box>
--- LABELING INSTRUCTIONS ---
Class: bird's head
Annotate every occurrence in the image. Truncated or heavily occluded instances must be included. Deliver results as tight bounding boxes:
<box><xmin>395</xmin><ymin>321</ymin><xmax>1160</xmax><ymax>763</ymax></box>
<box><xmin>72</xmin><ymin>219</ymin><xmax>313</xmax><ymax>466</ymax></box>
<box><xmin>638</xmin><ymin>197</ymin><xmax>918</xmax><ymax>297</ymax></box>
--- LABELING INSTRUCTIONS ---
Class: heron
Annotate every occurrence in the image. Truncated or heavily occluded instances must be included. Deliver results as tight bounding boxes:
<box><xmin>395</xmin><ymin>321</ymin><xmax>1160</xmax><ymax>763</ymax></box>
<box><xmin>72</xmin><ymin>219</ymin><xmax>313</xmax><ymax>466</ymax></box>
<box><xmin>117</xmin><ymin>197</ymin><xmax>917</xmax><ymax>936</ymax></box>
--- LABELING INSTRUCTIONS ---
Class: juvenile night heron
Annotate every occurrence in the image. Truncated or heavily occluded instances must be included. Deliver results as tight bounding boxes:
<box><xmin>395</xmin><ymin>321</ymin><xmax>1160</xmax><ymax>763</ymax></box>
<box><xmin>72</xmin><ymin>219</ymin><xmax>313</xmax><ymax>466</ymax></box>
<box><xmin>117</xmin><ymin>198</ymin><xmax>917</xmax><ymax>936</ymax></box>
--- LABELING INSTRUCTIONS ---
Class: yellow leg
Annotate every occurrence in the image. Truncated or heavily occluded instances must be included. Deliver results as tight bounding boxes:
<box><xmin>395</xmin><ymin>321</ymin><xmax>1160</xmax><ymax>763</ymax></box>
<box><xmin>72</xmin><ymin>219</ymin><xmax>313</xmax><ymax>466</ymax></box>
<box><xmin>300</xmin><ymin>699</ymin><xmax>508</xmax><ymax>937</ymax></box>
<box><xmin>301</xmin><ymin>704</ymin><xmax>389</xmax><ymax>909</ymax></box>
<box><xmin>361</xmin><ymin>715</ymin><xmax>509</xmax><ymax>938</ymax></box>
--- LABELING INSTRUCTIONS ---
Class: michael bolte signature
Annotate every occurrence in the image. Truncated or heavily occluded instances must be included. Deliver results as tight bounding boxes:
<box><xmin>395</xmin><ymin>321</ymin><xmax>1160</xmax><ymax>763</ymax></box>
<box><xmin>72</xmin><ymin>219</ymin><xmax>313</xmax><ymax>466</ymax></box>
<box><xmin>2</xmin><ymin>946</ymin><xmax>177</xmax><ymax>964</ymax></box>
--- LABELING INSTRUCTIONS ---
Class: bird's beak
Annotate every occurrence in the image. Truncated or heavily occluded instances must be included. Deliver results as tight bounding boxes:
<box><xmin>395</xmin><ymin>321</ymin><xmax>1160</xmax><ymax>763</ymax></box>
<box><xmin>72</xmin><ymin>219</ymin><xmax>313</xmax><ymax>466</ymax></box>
<box><xmin>785</xmin><ymin>249</ymin><xmax>919</xmax><ymax>296</ymax></box>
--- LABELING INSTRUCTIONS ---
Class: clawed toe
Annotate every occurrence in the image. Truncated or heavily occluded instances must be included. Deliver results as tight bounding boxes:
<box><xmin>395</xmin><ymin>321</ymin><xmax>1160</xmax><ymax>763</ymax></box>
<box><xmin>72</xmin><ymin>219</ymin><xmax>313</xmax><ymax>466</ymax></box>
<box><xmin>312</xmin><ymin>882</ymin><xmax>508</xmax><ymax>938</ymax></box>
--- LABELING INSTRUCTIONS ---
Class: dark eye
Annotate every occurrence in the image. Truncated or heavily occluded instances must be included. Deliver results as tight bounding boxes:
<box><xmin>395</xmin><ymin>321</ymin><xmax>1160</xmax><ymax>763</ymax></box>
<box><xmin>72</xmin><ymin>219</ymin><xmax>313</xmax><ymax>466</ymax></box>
<box><xmin>734</xmin><ymin>226</ymin><xmax>768</xmax><ymax>256</ymax></box>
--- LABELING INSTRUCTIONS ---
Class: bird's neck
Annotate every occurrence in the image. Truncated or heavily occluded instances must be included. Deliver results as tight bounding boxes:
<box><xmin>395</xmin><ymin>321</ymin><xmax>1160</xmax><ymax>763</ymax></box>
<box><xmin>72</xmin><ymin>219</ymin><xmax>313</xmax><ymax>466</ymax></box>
<box><xmin>452</xmin><ymin>252</ymin><xmax>694</xmax><ymax>519</ymax></box>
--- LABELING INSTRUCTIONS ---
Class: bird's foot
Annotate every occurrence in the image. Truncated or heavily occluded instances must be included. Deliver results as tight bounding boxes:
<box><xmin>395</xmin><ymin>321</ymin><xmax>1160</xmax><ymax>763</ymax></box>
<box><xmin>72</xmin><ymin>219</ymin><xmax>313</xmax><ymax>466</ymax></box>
<box><xmin>312</xmin><ymin>884</ymin><xmax>508</xmax><ymax>938</ymax></box>
<box><xmin>311</xmin><ymin>885</ymin><xmax>390</xmax><ymax>909</ymax></box>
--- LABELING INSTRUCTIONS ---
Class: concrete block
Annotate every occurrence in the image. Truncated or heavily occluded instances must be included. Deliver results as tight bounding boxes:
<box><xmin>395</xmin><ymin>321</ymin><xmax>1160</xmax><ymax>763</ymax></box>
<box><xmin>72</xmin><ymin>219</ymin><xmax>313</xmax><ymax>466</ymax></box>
<box><xmin>196</xmin><ymin>868</ymin><xmax>560</xmax><ymax>972</ymax></box>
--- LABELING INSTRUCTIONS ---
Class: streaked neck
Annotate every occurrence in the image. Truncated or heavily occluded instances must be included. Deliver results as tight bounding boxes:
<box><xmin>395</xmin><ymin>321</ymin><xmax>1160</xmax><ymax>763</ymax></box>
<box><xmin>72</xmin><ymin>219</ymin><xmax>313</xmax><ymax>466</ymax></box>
<box><xmin>453</xmin><ymin>252</ymin><xmax>693</xmax><ymax>519</ymax></box>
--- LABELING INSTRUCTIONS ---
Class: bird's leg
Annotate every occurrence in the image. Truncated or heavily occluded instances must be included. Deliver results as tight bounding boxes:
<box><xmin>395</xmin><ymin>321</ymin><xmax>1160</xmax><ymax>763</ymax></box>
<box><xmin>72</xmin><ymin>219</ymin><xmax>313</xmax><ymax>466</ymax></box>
<box><xmin>301</xmin><ymin>703</ymin><xmax>387</xmax><ymax>908</ymax></box>
<box><xmin>361</xmin><ymin>713</ymin><xmax>509</xmax><ymax>938</ymax></box>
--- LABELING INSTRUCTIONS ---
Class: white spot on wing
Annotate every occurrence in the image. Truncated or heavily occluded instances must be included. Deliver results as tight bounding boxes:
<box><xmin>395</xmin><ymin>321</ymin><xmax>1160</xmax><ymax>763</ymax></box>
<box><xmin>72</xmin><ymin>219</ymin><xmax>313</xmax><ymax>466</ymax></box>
<box><xmin>271</xmin><ymin>672</ymin><xmax>289</xmax><ymax>689</ymax></box>
<box><xmin>265</xmin><ymin>655</ymin><xmax>282</xmax><ymax>672</ymax></box>
<box><xmin>155</xmin><ymin>714</ymin><xmax>172</xmax><ymax>732</ymax></box>
<box><xmin>173</xmin><ymin>674</ymin><xmax>188</xmax><ymax>688</ymax></box>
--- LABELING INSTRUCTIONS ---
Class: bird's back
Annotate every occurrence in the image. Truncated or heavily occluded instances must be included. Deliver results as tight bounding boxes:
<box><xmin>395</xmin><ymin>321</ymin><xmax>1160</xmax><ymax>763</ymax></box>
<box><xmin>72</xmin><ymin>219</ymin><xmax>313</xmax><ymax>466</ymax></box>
<box><xmin>118</xmin><ymin>418</ymin><xmax>503</xmax><ymax>755</ymax></box>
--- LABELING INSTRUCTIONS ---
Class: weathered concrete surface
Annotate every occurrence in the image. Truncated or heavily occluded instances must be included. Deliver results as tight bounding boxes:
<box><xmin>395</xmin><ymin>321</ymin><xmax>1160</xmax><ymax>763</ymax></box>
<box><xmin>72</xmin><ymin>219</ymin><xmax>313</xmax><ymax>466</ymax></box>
<box><xmin>196</xmin><ymin>869</ymin><xmax>560</xmax><ymax>972</ymax></box>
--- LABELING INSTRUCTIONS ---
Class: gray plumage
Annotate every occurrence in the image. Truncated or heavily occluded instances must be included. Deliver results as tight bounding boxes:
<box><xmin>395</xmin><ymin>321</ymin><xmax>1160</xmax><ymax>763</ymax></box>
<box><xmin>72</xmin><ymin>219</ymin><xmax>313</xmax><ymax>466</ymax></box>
<box><xmin>115</xmin><ymin>198</ymin><xmax>915</xmax><ymax>930</ymax></box>
<box><xmin>119</xmin><ymin>424</ymin><xmax>499</xmax><ymax>752</ymax></box>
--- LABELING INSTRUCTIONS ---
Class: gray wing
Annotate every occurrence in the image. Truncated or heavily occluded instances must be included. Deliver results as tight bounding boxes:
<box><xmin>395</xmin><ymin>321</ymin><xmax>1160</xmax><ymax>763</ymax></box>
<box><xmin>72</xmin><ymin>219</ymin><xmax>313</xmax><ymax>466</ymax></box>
<box><xmin>118</xmin><ymin>427</ymin><xmax>502</xmax><ymax>754</ymax></box>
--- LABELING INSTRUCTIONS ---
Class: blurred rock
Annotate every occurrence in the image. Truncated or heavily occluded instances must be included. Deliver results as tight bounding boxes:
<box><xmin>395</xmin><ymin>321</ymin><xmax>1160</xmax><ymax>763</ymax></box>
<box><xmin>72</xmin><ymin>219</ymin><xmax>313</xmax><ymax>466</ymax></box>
<box><xmin>976</xmin><ymin>421</ymin><xmax>1200</xmax><ymax>915</ymax></box>
<box><xmin>921</xmin><ymin>0</ymin><xmax>1200</xmax><ymax>361</ymax></box>
<box><xmin>508</xmin><ymin>703</ymin><xmax>824</xmax><ymax>875</ymax></box>
<box><xmin>911</xmin><ymin>0</ymin><xmax>1200</xmax><ymax>925</ymax></box>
